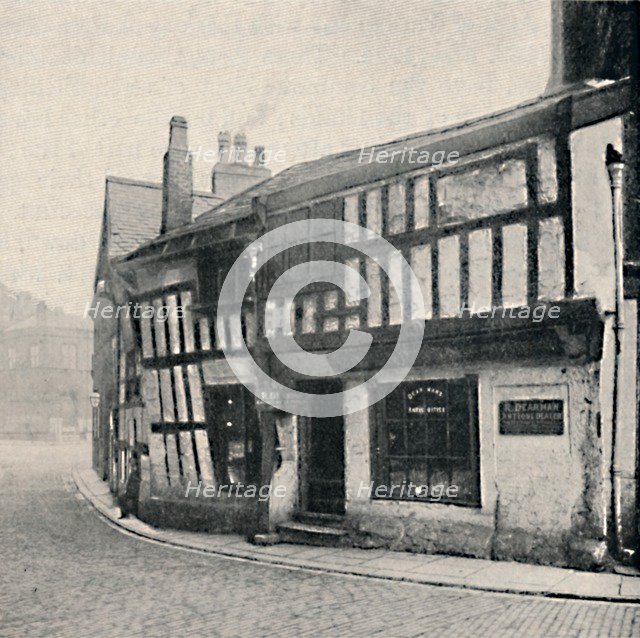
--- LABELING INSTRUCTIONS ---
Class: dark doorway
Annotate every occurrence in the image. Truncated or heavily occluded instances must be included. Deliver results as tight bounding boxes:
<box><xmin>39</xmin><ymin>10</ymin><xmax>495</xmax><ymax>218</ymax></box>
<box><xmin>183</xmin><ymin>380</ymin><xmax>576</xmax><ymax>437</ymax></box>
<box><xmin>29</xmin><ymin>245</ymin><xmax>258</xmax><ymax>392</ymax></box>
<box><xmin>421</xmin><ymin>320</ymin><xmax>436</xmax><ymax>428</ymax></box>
<box><xmin>203</xmin><ymin>385</ymin><xmax>261</xmax><ymax>486</ymax></box>
<box><xmin>300</xmin><ymin>380</ymin><xmax>345</xmax><ymax>515</ymax></box>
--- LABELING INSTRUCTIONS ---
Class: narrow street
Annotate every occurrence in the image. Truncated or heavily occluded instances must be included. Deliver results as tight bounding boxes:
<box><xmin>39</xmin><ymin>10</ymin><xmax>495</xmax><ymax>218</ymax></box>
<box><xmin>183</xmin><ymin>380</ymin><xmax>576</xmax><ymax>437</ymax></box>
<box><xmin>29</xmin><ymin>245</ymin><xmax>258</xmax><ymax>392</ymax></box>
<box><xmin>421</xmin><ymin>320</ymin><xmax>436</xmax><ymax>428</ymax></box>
<box><xmin>0</xmin><ymin>443</ymin><xmax>637</xmax><ymax>637</ymax></box>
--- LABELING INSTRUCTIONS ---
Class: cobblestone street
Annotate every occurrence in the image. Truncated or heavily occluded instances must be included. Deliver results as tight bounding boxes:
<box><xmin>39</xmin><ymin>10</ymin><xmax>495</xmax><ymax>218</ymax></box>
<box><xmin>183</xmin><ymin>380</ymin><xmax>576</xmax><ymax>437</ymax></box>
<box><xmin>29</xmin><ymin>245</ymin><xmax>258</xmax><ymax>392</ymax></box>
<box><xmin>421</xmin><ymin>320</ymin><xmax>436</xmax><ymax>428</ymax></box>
<box><xmin>0</xmin><ymin>443</ymin><xmax>638</xmax><ymax>638</ymax></box>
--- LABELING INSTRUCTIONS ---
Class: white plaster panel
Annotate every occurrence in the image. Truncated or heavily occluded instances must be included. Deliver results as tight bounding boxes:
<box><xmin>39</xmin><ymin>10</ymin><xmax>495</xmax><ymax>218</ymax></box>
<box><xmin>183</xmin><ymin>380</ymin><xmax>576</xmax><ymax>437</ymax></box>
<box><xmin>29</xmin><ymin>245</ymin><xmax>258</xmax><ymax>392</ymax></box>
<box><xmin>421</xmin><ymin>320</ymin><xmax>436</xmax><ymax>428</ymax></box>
<box><xmin>410</xmin><ymin>243</ymin><xmax>432</xmax><ymax>320</ymax></box>
<box><xmin>135</xmin><ymin>260</ymin><xmax>197</xmax><ymax>295</ymax></box>
<box><xmin>179</xmin><ymin>431</ymin><xmax>199</xmax><ymax>485</ymax></box>
<box><xmin>468</xmin><ymin>228</ymin><xmax>492</xmax><ymax>311</ymax></box>
<box><xmin>148</xmin><ymin>432</ymin><xmax>169</xmax><ymax>493</ymax></box>
<box><xmin>413</xmin><ymin>175</ymin><xmax>430</xmax><ymax>229</ymax></box>
<box><xmin>173</xmin><ymin>366</ymin><xmax>188</xmax><ymax>422</ymax></box>
<box><xmin>493</xmin><ymin>379</ymin><xmax>577</xmax><ymax>534</ymax></box>
<box><xmin>366</xmin><ymin>258</ymin><xmax>382</xmax><ymax>327</ymax></box>
<box><xmin>537</xmin><ymin>216</ymin><xmax>565</xmax><ymax>301</ymax></box>
<box><xmin>194</xmin><ymin>429</ymin><xmax>216</xmax><ymax>487</ymax></box>
<box><xmin>502</xmin><ymin>223</ymin><xmax>528</xmax><ymax>307</ymax></box>
<box><xmin>180</xmin><ymin>290</ymin><xmax>196</xmax><ymax>353</ymax></box>
<box><xmin>366</xmin><ymin>189</ymin><xmax>382</xmax><ymax>234</ymax></box>
<box><xmin>438</xmin><ymin>235</ymin><xmax>460</xmax><ymax>317</ymax></box>
<box><xmin>388</xmin><ymin>182</ymin><xmax>406</xmax><ymax>234</ymax></box>
<box><xmin>571</xmin><ymin>117</ymin><xmax>622</xmax><ymax>311</ymax></box>
<box><xmin>165</xmin><ymin>433</ymin><xmax>182</xmax><ymax>489</ymax></box>
<box><xmin>166</xmin><ymin>294</ymin><xmax>181</xmax><ymax>355</ymax></box>
<box><xmin>187</xmin><ymin>364</ymin><xmax>205</xmax><ymax>422</ymax></box>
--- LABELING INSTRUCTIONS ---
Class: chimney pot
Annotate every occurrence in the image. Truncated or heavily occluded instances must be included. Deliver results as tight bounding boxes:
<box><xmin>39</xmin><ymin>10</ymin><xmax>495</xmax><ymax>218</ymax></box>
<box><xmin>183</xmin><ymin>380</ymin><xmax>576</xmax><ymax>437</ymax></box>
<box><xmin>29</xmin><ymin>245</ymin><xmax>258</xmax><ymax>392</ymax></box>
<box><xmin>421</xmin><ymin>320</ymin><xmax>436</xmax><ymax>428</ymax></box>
<box><xmin>233</xmin><ymin>132</ymin><xmax>247</xmax><ymax>164</ymax></box>
<box><xmin>218</xmin><ymin>130</ymin><xmax>231</xmax><ymax>163</ymax></box>
<box><xmin>168</xmin><ymin>116</ymin><xmax>188</xmax><ymax>149</ymax></box>
<box><xmin>253</xmin><ymin>145</ymin><xmax>266</xmax><ymax>167</ymax></box>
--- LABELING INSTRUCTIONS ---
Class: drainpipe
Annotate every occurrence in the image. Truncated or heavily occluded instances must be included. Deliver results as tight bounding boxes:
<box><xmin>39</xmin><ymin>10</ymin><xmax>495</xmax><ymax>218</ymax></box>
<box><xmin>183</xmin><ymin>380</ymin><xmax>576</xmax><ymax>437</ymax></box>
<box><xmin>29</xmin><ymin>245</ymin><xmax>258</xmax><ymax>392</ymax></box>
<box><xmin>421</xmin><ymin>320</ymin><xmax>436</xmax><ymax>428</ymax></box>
<box><xmin>606</xmin><ymin>144</ymin><xmax>626</xmax><ymax>562</ymax></box>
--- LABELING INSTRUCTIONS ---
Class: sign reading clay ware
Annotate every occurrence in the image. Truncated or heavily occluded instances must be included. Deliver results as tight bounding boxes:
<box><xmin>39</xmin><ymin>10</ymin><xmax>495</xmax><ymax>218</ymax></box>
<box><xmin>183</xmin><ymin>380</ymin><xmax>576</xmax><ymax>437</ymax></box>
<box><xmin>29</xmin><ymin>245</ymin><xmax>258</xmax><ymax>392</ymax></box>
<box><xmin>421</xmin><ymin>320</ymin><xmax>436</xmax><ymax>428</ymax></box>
<box><xmin>499</xmin><ymin>400</ymin><xmax>564</xmax><ymax>435</ymax></box>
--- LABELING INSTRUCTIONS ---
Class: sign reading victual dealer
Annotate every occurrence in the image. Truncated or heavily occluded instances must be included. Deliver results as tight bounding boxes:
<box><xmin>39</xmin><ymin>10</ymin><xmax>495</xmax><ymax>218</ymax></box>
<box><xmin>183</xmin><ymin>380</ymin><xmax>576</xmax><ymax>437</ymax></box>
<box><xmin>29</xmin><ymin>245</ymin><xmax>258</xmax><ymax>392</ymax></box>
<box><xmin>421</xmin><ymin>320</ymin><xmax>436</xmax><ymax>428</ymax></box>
<box><xmin>499</xmin><ymin>400</ymin><xmax>564</xmax><ymax>435</ymax></box>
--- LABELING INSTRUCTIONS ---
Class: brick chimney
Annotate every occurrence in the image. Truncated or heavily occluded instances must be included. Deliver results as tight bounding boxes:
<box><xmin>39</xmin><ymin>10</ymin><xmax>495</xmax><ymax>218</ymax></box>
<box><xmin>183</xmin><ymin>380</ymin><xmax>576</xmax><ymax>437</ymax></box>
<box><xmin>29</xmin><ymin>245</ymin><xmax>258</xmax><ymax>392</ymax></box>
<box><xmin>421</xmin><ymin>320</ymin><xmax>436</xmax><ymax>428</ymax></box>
<box><xmin>211</xmin><ymin>132</ymin><xmax>271</xmax><ymax>198</ymax></box>
<box><xmin>161</xmin><ymin>116</ymin><xmax>193</xmax><ymax>234</ymax></box>
<box><xmin>546</xmin><ymin>0</ymin><xmax>637</xmax><ymax>94</ymax></box>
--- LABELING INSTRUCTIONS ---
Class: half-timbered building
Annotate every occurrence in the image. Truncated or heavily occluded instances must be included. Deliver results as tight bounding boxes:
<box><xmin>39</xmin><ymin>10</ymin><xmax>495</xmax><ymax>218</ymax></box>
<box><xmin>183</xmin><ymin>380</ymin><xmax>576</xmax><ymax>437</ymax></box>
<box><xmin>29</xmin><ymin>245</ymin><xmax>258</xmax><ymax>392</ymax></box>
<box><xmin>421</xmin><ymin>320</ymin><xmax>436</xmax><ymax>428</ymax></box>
<box><xmin>94</xmin><ymin>1</ymin><xmax>639</xmax><ymax>568</ymax></box>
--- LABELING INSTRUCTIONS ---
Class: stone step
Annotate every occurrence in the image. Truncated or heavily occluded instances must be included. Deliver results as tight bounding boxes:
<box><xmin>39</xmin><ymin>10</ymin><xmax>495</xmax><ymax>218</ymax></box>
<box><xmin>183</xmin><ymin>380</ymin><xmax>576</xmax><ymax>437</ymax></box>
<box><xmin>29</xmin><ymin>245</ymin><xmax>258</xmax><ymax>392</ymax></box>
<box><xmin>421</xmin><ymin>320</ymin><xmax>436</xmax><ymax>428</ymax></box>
<box><xmin>277</xmin><ymin>520</ymin><xmax>349</xmax><ymax>548</ymax></box>
<box><xmin>295</xmin><ymin>511</ymin><xmax>346</xmax><ymax>528</ymax></box>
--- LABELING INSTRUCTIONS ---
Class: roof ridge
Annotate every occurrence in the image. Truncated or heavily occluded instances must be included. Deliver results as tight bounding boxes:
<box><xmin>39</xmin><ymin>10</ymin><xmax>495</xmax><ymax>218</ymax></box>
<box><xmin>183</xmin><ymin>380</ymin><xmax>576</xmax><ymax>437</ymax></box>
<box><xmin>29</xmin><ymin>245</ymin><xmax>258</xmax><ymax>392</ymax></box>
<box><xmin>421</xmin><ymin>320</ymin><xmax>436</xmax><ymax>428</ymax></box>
<box><xmin>194</xmin><ymin>190</ymin><xmax>223</xmax><ymax>199</ymax></box>
<box><xmin>106</xmin><ymin>176</ymin><xmax>162</xmax><ymax>190</ymax></box>
<box><xmin>193</xmin><ymin>79</ymin><xmax>620</xmax><ymax>222</ymax></box>
<box><xmin>106</xmin><ymin>175</ymin><xmax>221</xmax><ymax>201</ymax></box>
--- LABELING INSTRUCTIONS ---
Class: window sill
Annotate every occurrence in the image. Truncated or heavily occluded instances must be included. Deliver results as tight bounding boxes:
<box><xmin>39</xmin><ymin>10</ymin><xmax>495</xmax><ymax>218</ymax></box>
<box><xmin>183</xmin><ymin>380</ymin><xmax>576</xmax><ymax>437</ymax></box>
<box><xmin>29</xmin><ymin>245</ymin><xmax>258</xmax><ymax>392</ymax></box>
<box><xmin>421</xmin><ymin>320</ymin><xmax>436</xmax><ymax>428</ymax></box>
<box><xmin>371</xmin><ymin>496</ymin><xmax>481</xmax><ymax>508</ymax></box>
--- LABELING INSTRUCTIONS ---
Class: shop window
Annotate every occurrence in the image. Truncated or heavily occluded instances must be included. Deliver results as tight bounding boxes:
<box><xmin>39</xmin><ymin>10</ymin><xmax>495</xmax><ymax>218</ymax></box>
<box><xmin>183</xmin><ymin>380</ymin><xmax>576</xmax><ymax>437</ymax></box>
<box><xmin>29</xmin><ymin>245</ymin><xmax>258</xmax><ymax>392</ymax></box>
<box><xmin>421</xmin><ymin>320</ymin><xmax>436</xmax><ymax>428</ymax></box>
<box><xmin>204</xmin><ymin>386</ymin><xmax>261</xmax><ymax>486</ymax></box>
<box><xmin>373</xmin><ymin>377</ymin><xmax>479</xmax><ymax>505</ymax></box>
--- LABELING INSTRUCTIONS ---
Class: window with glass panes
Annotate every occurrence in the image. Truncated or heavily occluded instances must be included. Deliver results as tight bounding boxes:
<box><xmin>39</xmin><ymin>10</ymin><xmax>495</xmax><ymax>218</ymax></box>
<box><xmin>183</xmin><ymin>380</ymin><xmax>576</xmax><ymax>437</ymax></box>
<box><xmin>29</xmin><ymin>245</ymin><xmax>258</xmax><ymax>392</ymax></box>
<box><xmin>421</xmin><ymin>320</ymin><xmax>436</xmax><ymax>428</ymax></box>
<box><xmin>373</xmin><ymin>377</ymin><xmax>479</xmax><ymax>505</ymax></box>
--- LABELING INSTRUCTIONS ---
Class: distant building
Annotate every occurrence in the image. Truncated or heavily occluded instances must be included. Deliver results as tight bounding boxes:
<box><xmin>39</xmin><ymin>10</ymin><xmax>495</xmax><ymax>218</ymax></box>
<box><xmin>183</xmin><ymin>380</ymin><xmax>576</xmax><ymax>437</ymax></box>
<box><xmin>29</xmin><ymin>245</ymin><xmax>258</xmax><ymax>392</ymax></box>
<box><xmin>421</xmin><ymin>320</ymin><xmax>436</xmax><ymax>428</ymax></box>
<box><xmin>0</xmin><ymin>294</ymin><xmax>93</xmax><ymax>440</ymax></box>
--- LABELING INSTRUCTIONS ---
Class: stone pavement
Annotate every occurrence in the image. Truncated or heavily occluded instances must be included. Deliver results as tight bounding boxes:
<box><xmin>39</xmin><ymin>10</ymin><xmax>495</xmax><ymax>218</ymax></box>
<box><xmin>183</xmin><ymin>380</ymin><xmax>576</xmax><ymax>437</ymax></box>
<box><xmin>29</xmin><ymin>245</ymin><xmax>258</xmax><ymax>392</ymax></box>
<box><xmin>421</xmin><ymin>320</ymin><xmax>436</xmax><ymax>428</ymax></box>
<box><xmin>2</xmin><ymin>442</ymin><xmax>639</xmax><ymax>638</ymax></box>
<box><xmin>74</xmin><ymin>466</ymin><xmax>640</xmax><ymax>604</ymax></box>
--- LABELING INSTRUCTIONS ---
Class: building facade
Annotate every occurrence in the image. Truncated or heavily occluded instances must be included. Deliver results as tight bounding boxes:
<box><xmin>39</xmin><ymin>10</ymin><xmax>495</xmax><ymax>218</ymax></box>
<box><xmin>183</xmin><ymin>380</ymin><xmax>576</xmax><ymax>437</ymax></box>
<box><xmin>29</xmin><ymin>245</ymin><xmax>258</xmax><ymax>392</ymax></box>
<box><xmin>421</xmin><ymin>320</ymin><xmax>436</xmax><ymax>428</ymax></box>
<box><xmin>91</xmin><ymin>124</ymin><xmax>271</xmax><ymax>488</ymax></box>
<box><xmin>0</xmin><ymin>295</ymin><xmax>93</xmax><ymax>440</ymax></box>
<box><xmin>93</xmin><ymin>1</ymin><xmax>640</xmax><ymax>569</ymax></box>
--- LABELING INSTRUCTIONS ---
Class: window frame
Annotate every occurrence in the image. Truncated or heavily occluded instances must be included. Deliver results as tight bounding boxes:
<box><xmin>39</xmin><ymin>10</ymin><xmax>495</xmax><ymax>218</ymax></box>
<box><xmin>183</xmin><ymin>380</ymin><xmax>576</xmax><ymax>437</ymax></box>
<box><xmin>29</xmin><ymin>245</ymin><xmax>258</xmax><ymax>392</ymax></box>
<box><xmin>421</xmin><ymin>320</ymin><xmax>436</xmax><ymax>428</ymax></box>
<box><xmin>371</xmin><ymin>376</ymin><xmax>480</xmax><ymax>507</ymax></box>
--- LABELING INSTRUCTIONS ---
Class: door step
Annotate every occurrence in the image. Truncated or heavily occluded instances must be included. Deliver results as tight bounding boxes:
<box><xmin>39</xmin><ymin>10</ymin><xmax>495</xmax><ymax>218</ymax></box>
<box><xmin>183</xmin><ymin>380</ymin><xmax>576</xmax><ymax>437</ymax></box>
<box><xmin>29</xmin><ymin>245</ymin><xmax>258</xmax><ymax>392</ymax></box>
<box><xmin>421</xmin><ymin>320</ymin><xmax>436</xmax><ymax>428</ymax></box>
<box><xmin>295</xmin><ymin>511</ymin><xmax>346</xmax><ymax>527</ymax></box>
<box><xmin>277</xmin><ymin>520</ymin><xmax>349</xmax><ymax>548</ymax></box>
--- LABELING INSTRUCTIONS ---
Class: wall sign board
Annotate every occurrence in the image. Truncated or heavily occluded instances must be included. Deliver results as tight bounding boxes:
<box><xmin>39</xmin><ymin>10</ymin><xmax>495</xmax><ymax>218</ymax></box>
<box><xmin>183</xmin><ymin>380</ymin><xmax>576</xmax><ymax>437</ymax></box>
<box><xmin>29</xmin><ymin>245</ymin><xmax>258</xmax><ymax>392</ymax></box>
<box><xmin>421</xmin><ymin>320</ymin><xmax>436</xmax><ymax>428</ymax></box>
<box><xmin>499</xmin><ymin>400</ymin><xmax>564</xmax><ymax>435</ymax></box>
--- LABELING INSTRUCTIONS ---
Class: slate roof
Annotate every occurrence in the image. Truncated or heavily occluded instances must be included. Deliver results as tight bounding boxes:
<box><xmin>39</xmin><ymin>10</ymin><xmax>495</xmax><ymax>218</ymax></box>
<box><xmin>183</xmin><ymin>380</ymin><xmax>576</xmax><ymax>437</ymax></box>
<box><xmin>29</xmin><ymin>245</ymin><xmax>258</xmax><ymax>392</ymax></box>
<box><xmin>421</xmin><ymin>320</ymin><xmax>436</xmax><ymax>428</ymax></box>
<box><xmin>119</xmin><ymin>77</ymin><xmax>630</xmax><ymax>261</ymax></box>
<box><xmin>105</xmin><ymin>176</ymin><xmax>223</xmax><ymax>258</ymax></box>
<box><xmin>156</xmin><ymin>79</ymin><xmax>623</xmax><ymax>244</ymax></box>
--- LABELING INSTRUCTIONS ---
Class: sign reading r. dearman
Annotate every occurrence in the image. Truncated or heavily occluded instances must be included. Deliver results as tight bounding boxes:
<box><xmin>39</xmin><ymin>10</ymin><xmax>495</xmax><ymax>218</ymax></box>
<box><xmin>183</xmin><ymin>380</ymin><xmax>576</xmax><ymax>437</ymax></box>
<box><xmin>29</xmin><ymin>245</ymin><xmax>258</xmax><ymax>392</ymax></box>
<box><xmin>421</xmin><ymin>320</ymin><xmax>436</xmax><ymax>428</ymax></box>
<box><xmin>499</xmin><ymin>400</ymin><xmax>564</xmax><ymax>435</ymax></box>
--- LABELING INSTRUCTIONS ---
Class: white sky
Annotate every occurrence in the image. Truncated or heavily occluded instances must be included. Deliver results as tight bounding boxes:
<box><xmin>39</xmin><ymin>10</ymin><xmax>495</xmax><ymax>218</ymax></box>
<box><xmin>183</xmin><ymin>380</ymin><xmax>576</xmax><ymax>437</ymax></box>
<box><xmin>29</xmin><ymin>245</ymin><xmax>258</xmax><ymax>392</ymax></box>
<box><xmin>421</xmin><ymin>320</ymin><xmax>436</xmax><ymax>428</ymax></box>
<box><xmin>0</xmin><ymin>0</ymin><xmax>550</xmax><ymax>314</ymax></box>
